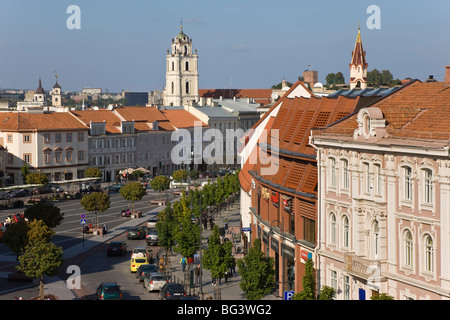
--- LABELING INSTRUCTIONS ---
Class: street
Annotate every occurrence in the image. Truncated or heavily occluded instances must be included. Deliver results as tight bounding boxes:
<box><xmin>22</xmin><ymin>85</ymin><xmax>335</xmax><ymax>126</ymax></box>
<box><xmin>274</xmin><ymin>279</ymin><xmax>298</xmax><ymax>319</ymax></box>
<box><xmin>0</xmin><ymin>188</ymin><xmax>176</xmax><ymax>300</ymax></box>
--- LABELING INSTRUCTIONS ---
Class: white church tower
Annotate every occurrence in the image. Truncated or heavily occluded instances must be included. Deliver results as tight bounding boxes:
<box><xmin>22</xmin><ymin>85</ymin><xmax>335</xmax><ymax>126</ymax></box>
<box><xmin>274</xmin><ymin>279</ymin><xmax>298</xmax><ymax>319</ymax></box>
<box><xmin>51</xmin><ymin>73</ymin><xmax>62</xmax><ymax>107</ymax></box>
<box><xmin>164</xmin><ymin>23</ymin><xmax>199</xmax><ymax>106</ymax></box>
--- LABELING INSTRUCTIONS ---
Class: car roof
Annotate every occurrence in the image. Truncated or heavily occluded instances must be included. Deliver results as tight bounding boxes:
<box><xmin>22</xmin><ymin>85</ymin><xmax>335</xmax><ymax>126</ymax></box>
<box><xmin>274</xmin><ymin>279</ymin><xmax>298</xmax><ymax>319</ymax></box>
<box><xmin>101</xmin><ymin>281</ymin><xmax>119</xmax><ymax>286</ymax></box>
<box><xmin>132</xmin><ymin>246</ymin><xmax>146</xmax><ymax>250</ymax></box>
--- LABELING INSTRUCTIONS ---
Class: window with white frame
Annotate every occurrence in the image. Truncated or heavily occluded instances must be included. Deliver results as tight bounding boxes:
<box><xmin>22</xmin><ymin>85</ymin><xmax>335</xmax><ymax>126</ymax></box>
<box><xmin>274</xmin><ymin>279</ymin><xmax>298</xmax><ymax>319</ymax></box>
<box><xmin>404</xmin><ymin>230</ymin><xmax>413</xmax><ymax>268</ymax></box>
<box><xmin>329</xmin><ymin>158</ymin><xmax>336</xmax><ymax>188</ymax></box>
<box><xmin>374</xmin><ymin>164</ymin><xmax>382</xmax><ymax>196</ymax></box>
<box><xmin>423</xmin><ymin>168</ymin><xmax>433</xmax><ymax>204</ymax></box>
<box><xmin>330</xmin><ymin>270</ymin><xmax>338</xmax><ymax>293</ymax></box>
<box><xmin>341</xmin><ymin>159</ymin><xmax>349</xmax><ymax>190</ymax></box>
<box><xmin>403</xmin><ymin>166</ymin><xmax>412</xmax><ymax>201</ymax></box>
<box><xmin>424</xmin><ymin>234</ymin><xmax>434</xmax><ymax>274</ymax></box>
<box><xmin>329</xmin><ymin>213</ymin><xmax>337</xmax><ymax>245</ymax></box>
<box><xmin>343</xmin><ymin>275</ymin><xmax>350</xmax><ymax>300</ymax></box>
<box><xmin>342</xmin><ymin>216</ymin><xmax>349</xmax><ymax>249</ymax></box>
<box><xmin>363</xmin><ymin>162</ymin><xmax>371</xmax><ymax>194</ymax></box>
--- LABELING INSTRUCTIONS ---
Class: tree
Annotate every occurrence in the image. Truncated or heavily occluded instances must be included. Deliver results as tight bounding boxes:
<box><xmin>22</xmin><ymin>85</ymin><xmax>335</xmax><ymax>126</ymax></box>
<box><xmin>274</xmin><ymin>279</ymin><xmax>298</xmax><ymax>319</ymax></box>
<box><xmin>156</xmin><ymin>202</ymin><xmax>178</xmax><ymax>268</ymax></box>
<box><xmin>17</xmin><ymin>233</ymin><xmax>63</xmax><ymax>300</ymax></box>
<box><xmin>151</xmin><ymin>175</ymin><xmax>170</xmax><ymax>199</ymax></box>
<box><xmin>172</xmin><ymin>169</ymin><xmax>188</xmax><ymax>182</ymax></box>
<box><xmin>2</xmin><ymin>221</ymin><xmax>30</xmax><ymax>257</ymax></box>
<box><xmin>84</xmin><ymin>167</ymin><xmax>102</xmax><ymax>178</ymax></box>
<box><xmin>188</xmin><ymin>170</ymin><xmax>200</xmax><ymax>183</ymax></box>
<box><xmin>25</xmin><ymin>172</ymin><xmax>48</xmax><ymax>185</ymax></box>
<box><xmin>237</xmin><ymin>238</ymin><xmax>276</xmax><ymax>300</ymax></box>
<box><xmin>335</xmin><ymin>72</ymin><xmax>345</xmax><ymax>84</ymax></box>
<box><xmin>371</xmin><ymin>293</ymin><xmax>394</xmax><ymax>300</ymax></box>
<box><xmin>317</xmin><ymin>285</ymin><xmax>336</xmax><ymax>300</ymax></box>
<box><xmin>21</xmin><ymin>164</ymin><xmax>30</xmax><ymax>184</ymax></box>
<box><xmin>24</xmin><ymin>202</ymin><xmax>64</xmax><ymax>229</ymax></box>
<box><xmin>119</xmin><ymin>182</ymin><xmax>146</xmax><ymax>212</ymax></box>
<box><xmin>292</xmin><ymin>258</ymin><xmax>316</xmax><ymax>300</ymax></box>
<box><xmin>80</xmin><ymin>192</ymin><xmax>110</xmax><ymax>227</ymax></box>
<box><xmin>325</xmin><ymin>73</ymin><xmax>336</xmax><ymax>85</ymax></box>
<box><xmin>202</xmin><ymin>225</ymin><xmax>234</xmax><ymax>297</ymax></box>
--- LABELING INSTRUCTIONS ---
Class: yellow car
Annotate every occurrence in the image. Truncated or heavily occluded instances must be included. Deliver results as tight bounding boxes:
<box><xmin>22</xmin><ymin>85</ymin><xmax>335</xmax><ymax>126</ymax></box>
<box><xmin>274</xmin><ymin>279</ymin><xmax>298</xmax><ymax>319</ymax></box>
<box><xmin>130</xmin><ymin>257</ymin><xmax>148</xmax><ymax>273</ymax></box>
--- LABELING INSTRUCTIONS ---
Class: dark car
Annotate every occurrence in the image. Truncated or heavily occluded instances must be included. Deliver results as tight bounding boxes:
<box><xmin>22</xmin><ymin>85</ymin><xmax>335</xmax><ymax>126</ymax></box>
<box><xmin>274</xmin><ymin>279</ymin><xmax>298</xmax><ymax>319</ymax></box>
<box><xmin>145</xmin><ymin>228</ymin><xmax>159</xmax><ymax>246</ymax></box>
<box><xmin>105</xmin><ymin>183</ymin><xmax>124</xmax><ymax>192</ymax></box>
<box><xmin>136</xmin><ymin>264</ymin><xmax>158</xmax><ymax>282</ymax></box>
<box><xmin>107</xmin><ymin>241</ymin><xmax>127</xmax><ymax>256</ymax></box>
<box><xmin>96</xmin><ymin>281</ymin><xmax>122</xmax><ymax>300</ymax></box>
<box><xmin>127</xmin><ymin>227</ymin><xmax>146</xmax><ymax>240</ymax></box>
<box><xmin>15</xmin><ymin>189</ymin><xmax>32</xmax><ymax>197</ymax></box>
<box><xmin>159</xmin><ymin>283</ymin><xmax>186</xmax><ymax>300</ymax></box>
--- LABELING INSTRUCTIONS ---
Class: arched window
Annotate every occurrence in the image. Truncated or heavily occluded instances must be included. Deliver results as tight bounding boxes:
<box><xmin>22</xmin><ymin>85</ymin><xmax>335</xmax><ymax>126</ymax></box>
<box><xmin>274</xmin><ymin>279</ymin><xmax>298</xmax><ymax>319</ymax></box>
<box><xmin>330</xmin><ymin>213</ymin><xmax>337</xmax><ymax>245</ymax></box>
<box><xmin>171</xmin><ymin>82</ymin><xmax>174</xmax><ymax>94</ymax></box>
<box><xmin>184</xmin><ymin>45</ymin><xmax>187</xmax><ymax>55</ymax></box>
<box><xmin>341</xmin><ymin>159</ymin><xmax>349</xmax><ymax>189</ymax></box>
<box><xmin>329</xmin><ymin>158</ymin><xmax>336</xmax><ymax>188</ymax></box>
<box><xmin>172</xmin><ymin>61</ymin><xmax>175</xmax><ymax>71</ymax></box>
<box><xmin>185</xmin><ymin>61</ymin><xmax>189</xmax><ymax>71</ymax></box>
<box><xmin>404</xmin><ymin>230</ymin><xmax>413</xmax><ymax>267</ymax></box>
<box><xmin>424</xmin><ymin>234</ymin><xmax>434</xmax><ymax>273</ymax></box>
<box><xmin>185</xmin><ymin>82</ymin><xmax>190</xmax><ymax>94</ymax></box>
<box><xmin>342</xmin><ymin>216</ymin><xmax>349</xmax><ymax>248</ymax></box>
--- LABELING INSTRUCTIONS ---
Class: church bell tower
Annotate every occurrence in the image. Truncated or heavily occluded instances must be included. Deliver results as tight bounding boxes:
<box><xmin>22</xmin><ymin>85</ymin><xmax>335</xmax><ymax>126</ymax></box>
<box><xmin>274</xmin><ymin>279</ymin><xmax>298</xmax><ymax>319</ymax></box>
<box><xmin>349</xmin><ymin>25</ymin><xmax>368</xmax><ymax>89</ymax></box>
<box><xmin>164</xmin><ymin>22</ymin><xmax>199</xmax><ymax>106</ymax></box>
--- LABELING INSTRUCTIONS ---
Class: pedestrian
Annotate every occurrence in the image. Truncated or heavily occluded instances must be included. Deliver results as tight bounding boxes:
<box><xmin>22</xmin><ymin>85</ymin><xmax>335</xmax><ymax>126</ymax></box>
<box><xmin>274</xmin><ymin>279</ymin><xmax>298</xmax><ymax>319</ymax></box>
<box><xmin>224</xmin><ymin>218</ymin><xmax>228</xmax><ymax>230</ymax></box>
<box><xmin>102</xmin><ymin>223</ymin><xmax>108</xmax><ymax>237</ymax></box>
<box><xmin>195</xmin><ymin>264</ymin><xmax>201</xmax><ymax>286</ymax></box>
<box><xmin>209</xmin><ymin>217</ymin><xmax>214</xmax><ymax>229</ymax></box>
<box><xmin>187</xmin><ymin>256</ymin><xmax>194</xmax><ymax>269</ymax></box>
<box><xmin>180</xmin><ymin>257</ymin><xmax>186</xmax><ymax>272</ymax></box>
<box><xmin>203</xmin><ymin>216</ymin><xmax>208</xmax><ymax>230</ymax></box>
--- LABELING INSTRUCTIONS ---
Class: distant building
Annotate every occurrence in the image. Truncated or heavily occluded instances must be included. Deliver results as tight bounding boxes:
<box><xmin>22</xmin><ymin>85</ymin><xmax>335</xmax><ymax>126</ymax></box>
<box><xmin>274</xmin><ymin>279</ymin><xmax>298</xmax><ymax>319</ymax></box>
<box><xmin>123</xmin><ymin>92</ymin><xmax>149</xmax><ymax>106</ymax></box>
<box><xmin>349</xmin><ymin>26</ymin><xmax>368</xmax><ymax>89</ymax></box>
<box><xmin>164</xmin><ymin>24</ymin><xmax>199</xmax><ymax>106</ymax></box>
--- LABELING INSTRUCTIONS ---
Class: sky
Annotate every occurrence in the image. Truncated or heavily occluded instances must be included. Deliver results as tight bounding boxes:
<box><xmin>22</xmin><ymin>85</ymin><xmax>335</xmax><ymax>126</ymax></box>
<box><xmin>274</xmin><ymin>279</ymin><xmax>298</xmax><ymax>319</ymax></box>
<box><xmin>1</xmin><ymin>0</ymin><xmax>450</xmax><ymax>93</ymax></box>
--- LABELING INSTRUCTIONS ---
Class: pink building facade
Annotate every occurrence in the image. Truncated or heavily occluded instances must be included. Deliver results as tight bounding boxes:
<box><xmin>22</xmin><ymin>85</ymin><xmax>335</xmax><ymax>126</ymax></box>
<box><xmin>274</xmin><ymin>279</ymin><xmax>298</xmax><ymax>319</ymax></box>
<box><xmin>310</xmin><ymin>78</ymin><xmax>450</xmax><ymax>300</ymax></box>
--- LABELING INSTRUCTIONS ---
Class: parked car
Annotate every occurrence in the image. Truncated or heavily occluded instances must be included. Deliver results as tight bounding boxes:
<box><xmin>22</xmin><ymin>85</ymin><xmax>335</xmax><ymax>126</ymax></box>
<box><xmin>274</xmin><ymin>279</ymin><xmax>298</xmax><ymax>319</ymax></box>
<box><xmin>145</xmin><ymin>227</ymin><xmax>159</xmax><ymax>246</ymax></box>
<box><xmin>105</xmin><ymin>183</ymin><xmax>124</xmax><ymax>192</ymax></box>
<box><xmin>130</xmin><ymin>247</ymin><xmax>147</xmax><ymax>260</ymax></box>
<box><xmin>121</xmin><ymin>208</ymin><xmax>132</xmax><ymax>217</ymax></box>
<box><xmin>96</xmin><ymin>281</ymin><xmax>122</xmax><ymax>300</ymax></box>
<box><xmin>144</xmin><ymin>273</ymin><xmax>169</xmax><ymax>292</ymax></box>
<box><xmin>127</xmin><ymin>227</ymin><xmax>146</xmax><ymax>240</ymax></box>
<box><xmin>158</xmin><ymin>283</ymin><xmax>186</xmax><ymax>300</ymax></box>
<box><xmin>107</xmin><ymin>241</ymin><xmax>127</xmax><ymax>256</ymax></box>
<box><xmin>49</xmin><ymin>185</ymin><xmax>64</xmax><ymax>193</ymax></box>
<box><xmin>15</xmin><ymin>189</ymin><xmax>32</xmax><ymax>197</ymax></box>
<box><xmin>136</xmin><ymin>264</ymin><xmax>158</xmax><ymax>282</ymax></box>
<box><xmin>146</xmin><ymin>217</ymin><xmax>158</xmax><ymax>228</ymax></box>
<box><xmin>130</xmin><ymin>257</ymin><xmax>148</xmax><ymax>273</ymax></box>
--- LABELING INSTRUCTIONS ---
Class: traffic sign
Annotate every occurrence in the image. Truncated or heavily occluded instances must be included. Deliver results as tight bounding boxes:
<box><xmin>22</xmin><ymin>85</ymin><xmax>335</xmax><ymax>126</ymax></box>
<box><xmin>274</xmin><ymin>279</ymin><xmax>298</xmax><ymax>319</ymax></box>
<box><xmin>284</xmin><ymin>291</ymin><xmax>295</xmax><ymax>300</ymax></box>
<box><xmin>80</xmin><ymin>213</ymin><xmax>86</xmax><ymax>219</ymax></box>
<box><xmin>80</xmin><ymin>219</ymin><xmax>86</xmax><ymax>225</ymax></box>
<box><xmin>242</xmin><ymin>227</ymin><xmax>251</xmax><ymax>232</ymax></box>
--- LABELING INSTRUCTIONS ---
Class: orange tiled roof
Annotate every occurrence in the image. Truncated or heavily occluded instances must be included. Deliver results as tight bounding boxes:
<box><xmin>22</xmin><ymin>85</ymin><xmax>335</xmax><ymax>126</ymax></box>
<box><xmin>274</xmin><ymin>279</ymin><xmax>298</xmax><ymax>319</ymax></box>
<box><xmin>161</xmin><ymin>109</ymin><xmax>208</xmax><ymax>128</ymax></box>
<box><xmin>321</xmin><ymin>81</ymin><xmax>450</xmax><ymax>141</ymax></box>
<box><xmin>70</xmin><ymin>109</ymin><xmax>123</xmax><ymax>134</ymax></box>
<box><xmin>0</xmin><ymin>112</ymin><xmax>87</xmax><ymax>131</ymax></box>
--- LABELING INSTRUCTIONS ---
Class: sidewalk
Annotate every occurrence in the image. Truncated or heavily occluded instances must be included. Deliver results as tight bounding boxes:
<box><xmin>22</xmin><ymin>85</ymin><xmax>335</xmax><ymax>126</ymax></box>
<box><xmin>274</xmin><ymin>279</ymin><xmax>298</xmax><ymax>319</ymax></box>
<box><xmin>165</xmin><ymin>201</ymin><xmax>281</xmax><ymax>301</ymax></box>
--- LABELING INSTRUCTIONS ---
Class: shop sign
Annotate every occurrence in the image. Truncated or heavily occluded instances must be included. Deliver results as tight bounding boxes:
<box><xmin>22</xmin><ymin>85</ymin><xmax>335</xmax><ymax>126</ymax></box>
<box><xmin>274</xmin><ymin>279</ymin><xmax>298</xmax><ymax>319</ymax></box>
<box><xmin>271</xmin><ymin>191</ymin><xmax>279</xmax><ymax>207</ymax></box>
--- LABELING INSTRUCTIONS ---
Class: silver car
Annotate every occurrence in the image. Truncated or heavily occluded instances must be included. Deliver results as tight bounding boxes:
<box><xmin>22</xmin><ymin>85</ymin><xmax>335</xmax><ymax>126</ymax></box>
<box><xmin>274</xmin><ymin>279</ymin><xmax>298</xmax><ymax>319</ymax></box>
<box><xmin>144</xmin><ymin>273</ymin><xmax>169</xmax><ymax>292</ymax></box>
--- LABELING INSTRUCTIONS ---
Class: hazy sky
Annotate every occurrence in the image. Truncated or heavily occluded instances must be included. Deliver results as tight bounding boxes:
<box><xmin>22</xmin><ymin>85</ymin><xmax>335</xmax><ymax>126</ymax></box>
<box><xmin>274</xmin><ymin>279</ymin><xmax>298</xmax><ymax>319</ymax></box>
<box><xmin>1</xmin><ymin>0</ymin><xmax>449</xmax><ymax>92</ymax></box>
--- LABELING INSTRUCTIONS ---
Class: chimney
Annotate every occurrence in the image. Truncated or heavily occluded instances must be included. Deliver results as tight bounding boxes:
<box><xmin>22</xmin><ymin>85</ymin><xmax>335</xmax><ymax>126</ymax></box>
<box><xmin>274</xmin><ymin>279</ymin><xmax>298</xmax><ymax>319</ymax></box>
<box><xmin>445</xmin><ymin>66</ymin><xmax>450</xmax><ymax>83</ymax></box>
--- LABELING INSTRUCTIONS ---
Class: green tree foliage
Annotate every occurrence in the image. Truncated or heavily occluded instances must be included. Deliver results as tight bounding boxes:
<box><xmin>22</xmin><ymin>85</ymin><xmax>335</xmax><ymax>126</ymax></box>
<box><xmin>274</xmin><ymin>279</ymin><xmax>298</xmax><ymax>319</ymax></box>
<box><xmin>173</xmin><ymin>196</ymin><xmax>201</xmax><ymax>261</ymax></box>
<box><xmin>237</xmin><ymin>238</ymin><xmax>276</xmax><ymax>300</ymax></box>
<box><xmin>371</xmin><ymin>293</ymin><xmax>394</xmax><ymax>300</ymax></box>
<box><xmin>80</xmin><ymin>192</ymin><xmax>111</xmax><ymax>227</ymax></box>
<box><xmin>188</xmin><ymin>170</ymin><xmax>200</xmax><ymax>182</ymax></box>
<box><xmin>172</xmin><ymin>169</ymin><xmax>188</xmax><ymax>182</ymax></box>
<box><xmin>17</xmin><ymin>221</ymin><xmax>63</xmax><ymax>300</ymax></box>
<box><xmin>325</xmin><ymin>72</ymin><xmax>345</xmax><ymax>86</ymax></box>
<box><xmin>151</xmin><ymin>175</ymin><xmax>170</xmax><ymax>199</ymax></box>
<box><xmin>24</xmin><ymin>202</ymin><xmax>64</xmax><ymax>229</ymax></box>
<box><xmin>317</xmin><ymin>285</ymin><xmax>336</xmax><ymax>300</ymax></box>
<box><xmin>202</xmin><ymin>225</ymin><xmax>233</xmax><ymax>290</ymax></box>
<box><xmin>2</xmin><ymin>221</ymin><xmax>29</xmax><ymax>257</ymax></box>
<box><xmin>25</xmin><ymin>172</ymin><xmax>48</xmax><ymax>185</ymax></box>
<box><xmin>156</xmin><ymin>202</ymin><xmax>178</xmax><ymax>257</ymax></box>
<box><xmin>119</xmin><ymin>181</ymin><xmax>146</xmax><ymax>212</ymax></box>
<box><xmin>84</xmin><ymin>167</ymin><xmax>102</xmax><ymax>178</ymax></box>
<box><xmin>271</xmin><ymin>81</ymin><xmax>293</xmax><ymax>89</ymax></box>
<box><xmin>367</xmin><ymin>69</ymin><xmax>401</xmax><ymax>87</ymax></box>
<box><xmin>292</xmin><ymin>258</ymin><xmax>316</xmax><ymax>300</ymax></box>
<box><xmin>21</xmin><ymin>164</ymin><xmax>30</xmax><ymax>184</ymax></box>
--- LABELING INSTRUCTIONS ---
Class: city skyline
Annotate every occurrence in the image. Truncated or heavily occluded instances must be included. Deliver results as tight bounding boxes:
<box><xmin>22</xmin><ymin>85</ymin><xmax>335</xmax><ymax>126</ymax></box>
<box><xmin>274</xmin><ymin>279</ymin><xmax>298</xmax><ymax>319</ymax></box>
<box><xmin>1</xmin><ymin>0</ymin><xmax>449</xmax><ymax>93</ymax></box>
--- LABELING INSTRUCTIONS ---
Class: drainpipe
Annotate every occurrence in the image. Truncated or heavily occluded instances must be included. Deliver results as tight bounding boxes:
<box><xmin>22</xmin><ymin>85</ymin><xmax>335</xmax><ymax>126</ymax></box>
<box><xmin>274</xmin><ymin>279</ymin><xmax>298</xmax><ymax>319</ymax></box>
<box><xmin>308</xmin><ymin>133</ymin><xmax>322</xmax><ymax>296</ymax></box>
